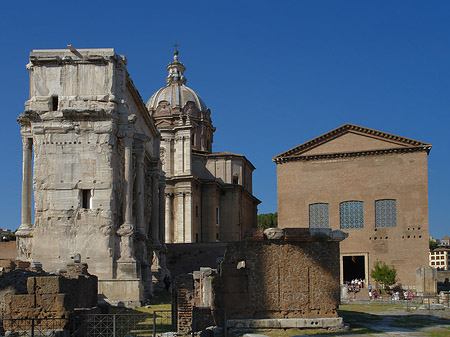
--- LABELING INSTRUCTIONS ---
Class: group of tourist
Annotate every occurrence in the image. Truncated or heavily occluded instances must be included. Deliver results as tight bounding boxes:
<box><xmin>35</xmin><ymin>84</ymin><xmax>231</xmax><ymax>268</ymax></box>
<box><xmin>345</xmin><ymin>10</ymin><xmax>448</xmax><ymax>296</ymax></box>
<box><xmin>391</xmin><ymin>290</ymin><xmax>414</xmax><ymax>300</ymax></box>
<box><xmin>347</xmin><ymin>278</ymin><xmax>364</xmax><ymax>293</ymax></box>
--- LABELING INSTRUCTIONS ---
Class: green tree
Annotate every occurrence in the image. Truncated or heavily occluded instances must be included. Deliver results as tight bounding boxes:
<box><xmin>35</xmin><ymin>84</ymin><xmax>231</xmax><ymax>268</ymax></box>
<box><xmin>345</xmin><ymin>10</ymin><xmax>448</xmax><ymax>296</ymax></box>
<box><xmin>429</xmin><ymin>240</ymin><xmax>438</xmax><ymax>250</ymax></box>
<box><xmin>370</xmin><ymin>260</ymin><xmax>397</xmax><ymax>291</ymax></box>
<box><xmin>257</xmin><ymin>212</ymin><xmax>278</xmax><ymax>229</ymax></box>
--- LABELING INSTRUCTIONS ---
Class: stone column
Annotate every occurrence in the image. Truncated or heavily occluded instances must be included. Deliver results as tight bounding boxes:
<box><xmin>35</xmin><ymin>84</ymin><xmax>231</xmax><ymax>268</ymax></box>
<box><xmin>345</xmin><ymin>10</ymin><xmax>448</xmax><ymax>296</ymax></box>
<box><xmin>158</xmin><ymin>181</ymin><xmax>166</xmax><ymax>244</ymax></box>
<box><xmin>150</xmin><ymin>171</ymin><xmax>160</xmax><ymax>246</ymax></box>
<box><xmin>117</xmin><ymin>136</ymin><xmax>137</xmax><ymax>278</ymax></box>
<box><xmin>122</xmin><ymin>136</ymin><xmax>134</xmax><ymax>229</ymax></box>
<box><xmin>165</xmin><ymin>194</ymin><xmax>173</xmax><ymax>243</ymax></box>
<box><xmin>135</xmin><ymin>149</ymin><xmax>146</xmax><ymax>237</ymax></box>
<box><xmin>174</xmin><ymin>192</ymin><xmax>185</xmax><ymax>243</ymax></box>
<box><xmin>16</xmin><ymin>137</ymin><xmax>34</xmax><ymax>261</ymax></box>
<box><xmin>20</xmin><ymin>137</ymin><xmax>33</xmax><ymax>229</ymax></box>
<box><xmin>184</xmin><ymin>192</ymin><xmax>192</xmax><ymax>243</ymax></box>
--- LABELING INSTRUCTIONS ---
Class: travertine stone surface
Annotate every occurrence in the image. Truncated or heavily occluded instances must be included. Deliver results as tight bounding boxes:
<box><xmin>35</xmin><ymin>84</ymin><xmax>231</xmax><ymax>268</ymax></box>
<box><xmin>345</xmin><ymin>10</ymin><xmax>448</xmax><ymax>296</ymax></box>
<box><xmin>17</xmin><ymin>48</ymin><xmax>165</xmax><ymax>306</ymax></box>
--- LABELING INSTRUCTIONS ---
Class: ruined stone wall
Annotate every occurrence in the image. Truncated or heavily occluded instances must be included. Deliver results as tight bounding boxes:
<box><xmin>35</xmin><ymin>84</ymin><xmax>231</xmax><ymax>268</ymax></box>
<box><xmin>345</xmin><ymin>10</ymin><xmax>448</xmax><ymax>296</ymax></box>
<box><xmin>218</xmin><ymin>228</ymin><xmax>346</xmax><ymax>320</ymax></box>
<box><xmin>166</xmin><ymin>243</ymin><xmax>226</xmax><ymax>279</ymax></box>
<box><xmin>172</xmin><ymin>229</ymin><xmax>346</xmax><ymax>330</ymax></box>
<box><xmin>5</xmin><ymin>263</ymin><xmax>97</xmax><ymax>320</ymax></box>
<box><xmin>173</xmin><ymin>274</ymin><xmax>195</xmax><ymax>332</ymax></box>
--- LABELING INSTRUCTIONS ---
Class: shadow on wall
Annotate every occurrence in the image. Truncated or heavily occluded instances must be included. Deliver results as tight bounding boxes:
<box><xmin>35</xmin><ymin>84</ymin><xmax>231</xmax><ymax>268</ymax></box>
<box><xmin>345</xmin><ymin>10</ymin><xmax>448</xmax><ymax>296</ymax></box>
<box><xmin>214</xmin><ymin>228</ymin><xmax>348</xmax><ymax>321</ymax></box>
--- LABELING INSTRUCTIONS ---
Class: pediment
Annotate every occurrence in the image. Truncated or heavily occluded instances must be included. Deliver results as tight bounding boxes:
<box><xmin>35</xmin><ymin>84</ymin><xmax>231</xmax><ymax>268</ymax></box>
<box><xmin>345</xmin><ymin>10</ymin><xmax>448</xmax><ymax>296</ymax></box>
<box><xmin>274</xmin><ymin>124</ymin><xmax>431</xmax><ymax>162</ymax></box>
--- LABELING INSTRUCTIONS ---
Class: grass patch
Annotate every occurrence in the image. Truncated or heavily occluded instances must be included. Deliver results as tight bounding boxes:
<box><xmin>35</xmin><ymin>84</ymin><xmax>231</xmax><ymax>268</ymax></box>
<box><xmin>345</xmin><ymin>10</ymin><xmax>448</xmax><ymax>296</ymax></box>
<box><xmin>339</xmin><ymin>302</ymin><xmax>418</xmax><ymax>313</ymax></box>
<box><xmin>135</xmin><ymin>290</ymin><xmax>172</xmax><ymax>313</ymax></box>
<box><xmin>425</xmin><ymin>330</ymin><xmax>450</xmax><ymax>337</ymax></box>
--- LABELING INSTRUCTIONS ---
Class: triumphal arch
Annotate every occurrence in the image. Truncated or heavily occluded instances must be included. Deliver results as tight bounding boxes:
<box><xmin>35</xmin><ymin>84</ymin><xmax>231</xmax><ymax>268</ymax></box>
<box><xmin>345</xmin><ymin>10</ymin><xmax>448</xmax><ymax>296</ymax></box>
<box><xmin>16</xmin><ymin>48</ymin><xmax>165</xmax><ymax>306</ymax></box>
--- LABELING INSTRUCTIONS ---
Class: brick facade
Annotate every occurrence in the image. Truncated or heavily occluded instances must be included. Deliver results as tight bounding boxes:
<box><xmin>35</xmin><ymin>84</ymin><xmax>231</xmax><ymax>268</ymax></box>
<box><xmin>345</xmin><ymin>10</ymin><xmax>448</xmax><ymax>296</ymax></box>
<box><xmin>274</xmin><ymin>124</ymin><xmax>431</xmax><ymax>288</ymax></box>
<box><xmin>173</xmin><ymin>228</ymin><xmax>346</xmax><ymax>331</ymax></box>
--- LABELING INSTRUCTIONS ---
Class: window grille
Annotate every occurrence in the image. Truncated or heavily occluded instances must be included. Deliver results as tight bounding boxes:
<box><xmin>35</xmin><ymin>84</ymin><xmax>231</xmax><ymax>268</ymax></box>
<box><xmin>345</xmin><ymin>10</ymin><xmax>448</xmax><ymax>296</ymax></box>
<box><xmin>340</xmin><ymin>201</ymin><xmax>364</xmax><ymax>229</ymax></box>
<box><xmin>375</xmin><ymin>199</ymin><xmax>397</xmax><ymax>228</ymax></box>
<box><xmin>309</xmin><ymin>203</ymin><xmax>329</xmax><ymax>228</ymax></box>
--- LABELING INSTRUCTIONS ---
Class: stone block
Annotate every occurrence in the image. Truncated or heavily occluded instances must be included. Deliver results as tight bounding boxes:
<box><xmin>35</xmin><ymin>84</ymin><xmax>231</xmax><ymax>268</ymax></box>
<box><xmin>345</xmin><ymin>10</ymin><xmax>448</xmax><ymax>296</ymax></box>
<box><xmin>37</xmin><ymin>294</ymin><xmax>71</xmax><ymax>313</ymax></box>
<box><xmin>283</xmin><ymin>228</ymin><xmax>311</xmax><ymax>241</ymax></box>
<box><xmin>16</xmin><ymin>261</ymin><xmax>31</xmax><ymax>270</ymax></box>
<box><xmin>28</xmin><ymin>276</ymin><xmax>64</xmax><ymax>294</ymax></box>
<box><xmin>245</xmin><ymin>228</ymin><xmax>264</xmax><ymax>241</ymax></box>
<box><xmin>263</xmin><ymin>228</ymin><xmax>284</xmax><ymax>240</ymax></box>
<box><xmin>7</xmin><ymin>294</ymin><xmax>36</xmax><ymax>310</ymax></box>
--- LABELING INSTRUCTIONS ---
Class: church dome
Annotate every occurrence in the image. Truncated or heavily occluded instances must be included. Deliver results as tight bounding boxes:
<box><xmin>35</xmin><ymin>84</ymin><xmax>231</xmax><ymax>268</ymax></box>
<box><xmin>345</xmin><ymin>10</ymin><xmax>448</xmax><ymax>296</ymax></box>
<box><xmin>146</xmin><ymin>50</ymin><xmax>208</xmax><ymax>115</ymax></box>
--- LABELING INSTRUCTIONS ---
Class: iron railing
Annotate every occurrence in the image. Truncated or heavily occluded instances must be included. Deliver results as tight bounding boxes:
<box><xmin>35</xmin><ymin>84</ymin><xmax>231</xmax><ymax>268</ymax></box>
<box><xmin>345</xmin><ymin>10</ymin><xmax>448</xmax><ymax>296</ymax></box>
<box><xmin>0</xmin><ymin>310</ymin><xmax>173</xmax><ymax>337</ymax></box>
<box><xmin>73</xmin><ymin>311</ymin><xmax>173</xmax><ymax>337</ymax></box>
<box><xmin>0</xmin><ymin>317</ymin><xmax>71</xmax><ymax>337</ymax></box>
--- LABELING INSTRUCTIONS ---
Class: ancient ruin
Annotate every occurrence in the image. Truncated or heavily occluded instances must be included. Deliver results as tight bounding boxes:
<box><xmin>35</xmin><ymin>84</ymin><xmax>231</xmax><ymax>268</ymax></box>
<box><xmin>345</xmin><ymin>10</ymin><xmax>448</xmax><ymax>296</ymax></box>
<box><xmin>173</xmin><ymin>228</ymin><xmax>348</xmax><ymax>333</ymax></box>
<box><xmin>16</xmin><ymin>48</ymin><xmax>166</xmax><ymax>306</ymax></box>
<box><xmin>5</xmin><ymin>263</ymin><xmax>97</xmax><ymax>320</ymax></box>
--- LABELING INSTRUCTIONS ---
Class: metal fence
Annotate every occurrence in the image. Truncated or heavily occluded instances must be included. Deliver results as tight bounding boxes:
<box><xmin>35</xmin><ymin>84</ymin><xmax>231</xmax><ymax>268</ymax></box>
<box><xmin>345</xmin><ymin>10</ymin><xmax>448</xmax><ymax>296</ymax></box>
<box><xmin>0</xmin><ymin>311</ymin><xmax>173</xmax><ymax>337</ymax></box>
<box><xmin>0</xmin><ymin>317</ymin><xmax>71</xmax><ymax>336</ymax></box>
<box><xmin>345</xmin><ymin>294</ymin><xmax>450</xmax><ymax>308</ymax></box>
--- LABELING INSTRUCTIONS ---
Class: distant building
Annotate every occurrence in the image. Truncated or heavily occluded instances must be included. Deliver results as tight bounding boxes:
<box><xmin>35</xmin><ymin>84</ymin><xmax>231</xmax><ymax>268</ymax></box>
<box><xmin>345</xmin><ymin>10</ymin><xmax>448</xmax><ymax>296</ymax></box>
<box><xmin>146</xmin><ymin>50</ymin><xmax>260</xmax><ymax>243</ymax></box>
<box><xmin>429</xmin><ymin>248</ymin><xmax>450</xmax><ymax>271</ymax></box>
<box><xmin>430</xmin><ymin>236</ymin><xmax>441</xmax><ymax>246</ymax></box>
<box><xmin>441</xmin><ymin>236</ymin><xmax>450</xmax><ymax>247</ymax></box>
<box><xmin>0</xmin><ymin>229</ymin><xmax>12</xmax><ymax>237</ymax></box>
<box><xmin>274</xmin><ymin>124</ymin><xmax>431</xmax><ymax>288</ymax></box>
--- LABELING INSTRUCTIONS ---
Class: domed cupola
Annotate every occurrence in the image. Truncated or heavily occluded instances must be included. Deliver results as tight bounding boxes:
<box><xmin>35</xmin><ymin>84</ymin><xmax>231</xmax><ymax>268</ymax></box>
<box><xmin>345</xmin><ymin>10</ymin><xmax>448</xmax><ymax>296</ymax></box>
<box><xmin>147</xmin><ymin>48</ymin><xmax>215</xmax><ymax>153</ymax></box>
<box><xmin>146</xmin><ymin>49</ymin><xmax>211</xmax><ymax>123</ymax></box>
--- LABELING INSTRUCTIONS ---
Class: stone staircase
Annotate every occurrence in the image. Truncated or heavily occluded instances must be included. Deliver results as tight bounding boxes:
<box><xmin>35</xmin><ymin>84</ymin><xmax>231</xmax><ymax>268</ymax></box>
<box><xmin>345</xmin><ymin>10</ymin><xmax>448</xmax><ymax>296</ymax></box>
<box><xmin>355</xmin><ymin>287</ymin><xmax>369</xmax><ymax>300</ymax></box>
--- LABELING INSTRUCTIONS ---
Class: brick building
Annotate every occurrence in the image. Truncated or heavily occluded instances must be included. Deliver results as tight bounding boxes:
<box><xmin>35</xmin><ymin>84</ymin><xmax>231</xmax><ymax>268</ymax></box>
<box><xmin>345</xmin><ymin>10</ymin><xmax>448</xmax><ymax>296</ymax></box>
<box><xmin>274</xmin><ymin>124</ymin><xmax>431</xmax><ymax>288</ymax></box>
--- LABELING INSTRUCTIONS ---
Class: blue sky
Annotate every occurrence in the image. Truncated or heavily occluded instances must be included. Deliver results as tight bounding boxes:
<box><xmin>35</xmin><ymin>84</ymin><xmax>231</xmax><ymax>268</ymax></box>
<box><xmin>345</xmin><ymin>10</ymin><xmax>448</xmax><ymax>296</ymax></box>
<box><xmin>0</xmin><ymin>1</ymin><xmax>449</xmax><ymax>238</ymax></box>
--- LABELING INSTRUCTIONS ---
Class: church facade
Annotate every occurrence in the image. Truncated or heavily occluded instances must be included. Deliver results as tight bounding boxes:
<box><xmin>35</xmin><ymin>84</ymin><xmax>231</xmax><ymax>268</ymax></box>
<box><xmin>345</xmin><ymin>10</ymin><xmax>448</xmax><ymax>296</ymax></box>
<box><xmin>274</xmin><ymin>124</ymin><xmax>431</xmax><ymax>288</ymax></box>
<box><xmin>146</xmin><ymin>50</ymin><xmax>260</xmax><ymax>243</ymax></box>
<box><xmin>16</xmin><ymin>48</ymin><xmax>165</xmax><ymax>306</ymax></box>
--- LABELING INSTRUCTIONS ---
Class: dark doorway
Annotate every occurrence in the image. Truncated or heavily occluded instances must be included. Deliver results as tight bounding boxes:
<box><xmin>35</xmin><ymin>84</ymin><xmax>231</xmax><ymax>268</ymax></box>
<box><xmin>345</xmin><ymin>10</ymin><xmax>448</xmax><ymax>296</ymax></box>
<box><xmin>343</xmin><ymin>255</ymin><xmax>365</xmax><ymax>283</ymax></box>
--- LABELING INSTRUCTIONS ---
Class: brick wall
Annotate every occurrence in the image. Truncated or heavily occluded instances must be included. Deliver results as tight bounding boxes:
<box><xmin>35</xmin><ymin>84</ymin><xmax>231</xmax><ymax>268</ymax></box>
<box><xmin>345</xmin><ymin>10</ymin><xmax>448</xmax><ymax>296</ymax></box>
<box><xmin>173</xmin><ymin>274</ymin><xmax>195</xmax><ymax>332</ymax></box>
<box><xmin>218</xmin><ymin>228</ymin><xmax>344</xmax><ymax>319</ymax></box>
<box><xmin>173</xmin><ymin>228</ymin><xmax>346</xmax><ymax>329</ymax></box>
<box><xmin>166</xmin><ymin>243</ymin><xmax>227</xmax><ymax>278</ymax></box>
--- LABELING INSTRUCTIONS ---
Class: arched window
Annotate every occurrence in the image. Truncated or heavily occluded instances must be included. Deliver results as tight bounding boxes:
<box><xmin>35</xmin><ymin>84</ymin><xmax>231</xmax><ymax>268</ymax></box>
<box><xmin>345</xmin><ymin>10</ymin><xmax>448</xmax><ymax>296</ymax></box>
<box><xmin>375</xmin><ymin>199</ymin><xmax>397</xmax><ymax>228</ymax></box>
<box><xmin>340</xmin><ymin>201</ymin><xmax>364</xmax><ymax>229</ymax></box>
<box><xmin>309</xmin><ymin>203</ymin><xmax>329</xmax><ymax>228</ymax></box>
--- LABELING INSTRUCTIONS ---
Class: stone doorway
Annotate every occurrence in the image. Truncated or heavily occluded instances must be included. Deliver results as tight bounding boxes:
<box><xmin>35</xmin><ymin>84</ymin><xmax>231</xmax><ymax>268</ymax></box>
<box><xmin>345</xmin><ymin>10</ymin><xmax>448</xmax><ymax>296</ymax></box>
<box><xmin>342</xmin><ymin>254</ymin><xmax>368</xmax><ymax>284</ymax></box>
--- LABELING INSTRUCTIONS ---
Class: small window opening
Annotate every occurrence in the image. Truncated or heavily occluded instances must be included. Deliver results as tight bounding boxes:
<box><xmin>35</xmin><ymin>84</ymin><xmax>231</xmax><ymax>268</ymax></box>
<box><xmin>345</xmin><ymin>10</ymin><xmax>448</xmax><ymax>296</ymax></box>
<box><xmin>191</xmin><ymin>136</ymin><xmax>195</xmax><ymax>146</ymax></box>
<box><xmin>233</xmin><ymin>176</ymin><xmax>239</xmax><ymax>184</ymax></box>
<box><xmin>52</xmin><ymin>96</ymin><xmax>58</xmax><ymax>111</ymax></box>
<box><xmin>216</xmin><ymin>207</ymin><xmax>219</xmax><ymax>226</ymax></box>
<box><xmin>82</xmin><ymin>189</ymin><xmax>92</xmax><ymax>209</ymax></box>
<box><xmin>216</xmin><ymin>233</ymin><xmax>219</xmax><ymax>240</ymax></box>
<box><xmin>196</xmin><ymin>205</ymin><xmax>199</xmax><ymax>217</ymax></box>
<box><xmin>195</xmin><ymin>233</ymin><xmax>199</xmax><ymax>243</ymax></box>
